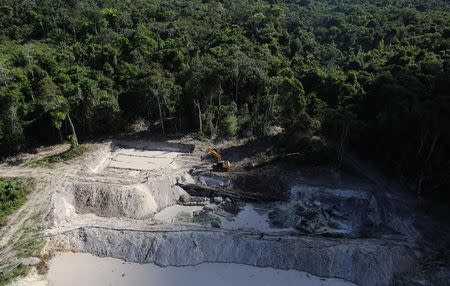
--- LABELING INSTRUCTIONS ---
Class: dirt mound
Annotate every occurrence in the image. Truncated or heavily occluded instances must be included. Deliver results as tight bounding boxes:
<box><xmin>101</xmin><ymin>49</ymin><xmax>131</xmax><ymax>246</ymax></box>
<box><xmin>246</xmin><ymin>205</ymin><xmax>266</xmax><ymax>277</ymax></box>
<box><xmin>144</xmin><ymin>176</ymin><xmax>187</xmax><ymax>210</ymax></box>
<box><xmin>73</xmin><ymin>183</ymin><xmax>158</xmax><ymax>219</ymax></box>
<box><xmin>70</xmin><ymin>175</ymin><xmax>187</xmax><ymax>220</ymax></box>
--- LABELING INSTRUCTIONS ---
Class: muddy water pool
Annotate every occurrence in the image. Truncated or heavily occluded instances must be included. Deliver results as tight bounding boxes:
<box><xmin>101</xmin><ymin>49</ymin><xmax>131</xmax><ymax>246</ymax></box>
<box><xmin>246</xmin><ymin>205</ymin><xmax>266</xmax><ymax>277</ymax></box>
<box><xmin>47</xmin><ymin>252</ymin><xmax>357</xmax><ymax>286</ymax></box>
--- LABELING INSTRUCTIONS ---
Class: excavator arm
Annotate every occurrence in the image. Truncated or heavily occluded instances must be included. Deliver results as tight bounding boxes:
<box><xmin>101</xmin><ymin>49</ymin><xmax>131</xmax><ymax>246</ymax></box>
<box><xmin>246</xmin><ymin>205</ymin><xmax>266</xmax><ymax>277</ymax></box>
<box><xmin>204</xmin><ymin>147</ymin><xmax>231</xmax><ymax>171</ymax></box>
<box><xmin>205</xmin><ymin>147</ymin><xmax>223</xmax><ymax>161</ymax></box>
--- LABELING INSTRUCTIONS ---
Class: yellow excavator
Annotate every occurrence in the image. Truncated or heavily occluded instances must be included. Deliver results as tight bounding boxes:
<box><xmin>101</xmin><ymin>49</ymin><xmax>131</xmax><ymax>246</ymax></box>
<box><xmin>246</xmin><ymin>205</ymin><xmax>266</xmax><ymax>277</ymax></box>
<box><xmin>204</xmin><ymin>147</ymin><xmax>231</xmax><ymax>171</ymax></box>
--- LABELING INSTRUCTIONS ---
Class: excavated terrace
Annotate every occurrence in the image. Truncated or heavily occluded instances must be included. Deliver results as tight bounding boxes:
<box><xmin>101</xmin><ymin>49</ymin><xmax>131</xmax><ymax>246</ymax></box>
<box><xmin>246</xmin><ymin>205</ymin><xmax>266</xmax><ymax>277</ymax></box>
<box><xmin>5</xmin><ymin>138</ymin><xmax>446</xmax><ymax>286</ymax></box>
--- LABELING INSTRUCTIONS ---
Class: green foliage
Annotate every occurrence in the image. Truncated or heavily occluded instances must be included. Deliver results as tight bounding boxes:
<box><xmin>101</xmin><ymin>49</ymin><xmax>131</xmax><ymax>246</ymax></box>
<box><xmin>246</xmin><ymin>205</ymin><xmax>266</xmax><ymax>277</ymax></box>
<box><xmin>132</xmin><ymin>24</ymin><xmax>157</xmax><ymax>57</ymax></box>
<box><xmin>222</xmin><ymin>113</ymin><xmax>239</xmax><ymax>138</ymax></box>
<box><xmin>0</xmin><ymin>264</ymin><xmax>30</xmax><ymax>285</ymax></box>
<box><xmin>257</xmin><ymin>136</ymin><xmax>333</xmax><ymax>167</ymax></box>
<box><xmin>0</xmin><ymin>178</ymin><xmax>30</xmax><ymax>224</ymax></box>
<box><xmin>15</xmin><ymin>229</ymin><xmax>45</xmax><ymax>259</ymax></box>
<box><xmin>0</xmin><ymin>0</ymin><xmax>449</xmax><ymax>199</ymax></box>
<box><xmin>0</xmin><ymin>223</ymin><xmax>44</xmax><ymax>284</ymax></box>
<box><xmin>25</xmin><ymin>145</ymin><xmax>88</xmax><ymax>167</ymax></box>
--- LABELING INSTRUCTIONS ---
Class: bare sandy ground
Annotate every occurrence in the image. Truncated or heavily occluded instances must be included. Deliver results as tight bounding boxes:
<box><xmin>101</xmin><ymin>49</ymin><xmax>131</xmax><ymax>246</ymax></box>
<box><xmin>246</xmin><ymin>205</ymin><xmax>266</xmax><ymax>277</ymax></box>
<box><xmin>46</xmin><ymin>252</ymin><xmax>357</xmax><ymax>286</ymax></box>
<box><xmin>108</xmin><ymin>149</ymin><xmax>182</xmax><ymax>171</ymax></box>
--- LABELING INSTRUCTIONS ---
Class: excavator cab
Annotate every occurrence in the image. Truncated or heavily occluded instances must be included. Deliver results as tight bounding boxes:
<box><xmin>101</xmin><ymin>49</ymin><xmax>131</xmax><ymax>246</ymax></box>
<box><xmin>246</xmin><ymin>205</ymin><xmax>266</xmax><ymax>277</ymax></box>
<box><xmin>204</xmin><ymin>147</ymin><xmax>231</xmax><ymax>171</ymax></box>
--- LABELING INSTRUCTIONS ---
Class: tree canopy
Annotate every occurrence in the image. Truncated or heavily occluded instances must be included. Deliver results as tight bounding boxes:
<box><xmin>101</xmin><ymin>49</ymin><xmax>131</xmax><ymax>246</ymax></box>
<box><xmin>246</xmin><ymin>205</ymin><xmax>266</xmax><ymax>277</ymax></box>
<box><xmin>0</xmin><ymin>0</ymin><xmax>449</xmax><ymax>200</ymax></box>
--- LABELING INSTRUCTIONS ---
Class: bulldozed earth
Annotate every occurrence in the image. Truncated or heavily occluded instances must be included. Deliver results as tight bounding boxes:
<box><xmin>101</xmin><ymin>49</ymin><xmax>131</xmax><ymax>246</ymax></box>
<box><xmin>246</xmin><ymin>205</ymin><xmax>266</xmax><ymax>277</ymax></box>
<box><xmin>0</xmin><ymin>134</ymin><xmax>449</xmax><ymax>286</ymax></box>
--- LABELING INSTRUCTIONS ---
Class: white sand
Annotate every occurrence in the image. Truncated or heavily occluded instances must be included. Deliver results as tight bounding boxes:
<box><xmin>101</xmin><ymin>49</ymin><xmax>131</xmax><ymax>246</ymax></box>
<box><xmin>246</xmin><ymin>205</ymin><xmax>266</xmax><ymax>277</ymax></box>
<box><xmin>117</xmin><ymin>149</ymin><xmax>182</xmax><ymax>159</ymax></box>
<box><xmin>154</xmin><ymin>205</ymin><xmax>203</xmax><ymax>223</ymax></box>
<box><xmin>108</xmin><ymin>149</ymin><xmax>182</xmax><ymax>171</ymax></box>
<box><xmin>221</xmin><ymin>204</ymin><xmax>294</xmax><ymax>233</ymax></box>
<box><xmin>11</xmin><ymin>268</ymin><xmax>48</xmax><ymax>286</ymax></box>
<box><xmin>90</xmin><ymin>155</ymin><xmax>111</xmax><ymax>173</ymax></box>
<box><xmin>47</xmin><ymin>252</ymin><xmax>357</xmax><ymax>286</ymax></box>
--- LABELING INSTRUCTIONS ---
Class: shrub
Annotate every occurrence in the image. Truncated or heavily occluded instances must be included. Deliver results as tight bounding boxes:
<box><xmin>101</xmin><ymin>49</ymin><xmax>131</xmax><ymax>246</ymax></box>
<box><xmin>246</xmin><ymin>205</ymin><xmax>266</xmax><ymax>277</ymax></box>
<box><xmin>0</xmin><ymin>178</ymin><xmax>29</xmax><ymax>224</ymax></box>
<box><xmin>222</xmin><ymin>113</ymin><xmax>238</xmax><ymax>138</ymax></box>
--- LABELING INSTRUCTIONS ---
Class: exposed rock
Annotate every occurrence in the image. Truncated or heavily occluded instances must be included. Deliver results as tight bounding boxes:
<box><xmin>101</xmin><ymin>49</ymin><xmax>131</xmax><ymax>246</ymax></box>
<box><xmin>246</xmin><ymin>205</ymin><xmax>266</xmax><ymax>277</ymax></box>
<box><xmin>203</xmin><ymin>205</ymin><xmax>215</xmax><ymax>212</ymax></box>
<box><xmin>179</xmin><ymin>195</ymin><xmax>207</xmax><ymax>206</ymax></box>
<box><xmin>213</xmin><ymin>197</ymin><xmax>223</xmax><ymax>204</ymax></box>
<box><xmin>193</xmin><ymin>211</ymin><xmax>222</xmax><ymax>228</ymax></box>
<box><xmin>198</xmin><ymin>175</ymin><xmax>232</xmax><ymax>189</ymax></box>
<box><xmin>220</xmin><ymin>200</ymin><xmax>241</xmax><ymax>215</ymax></box>
<box><xmin>267</xmin><ymin>185</ymin><xmax>382</xmax><ymax>237</ymax></box>
<box><xmin>210</xmin><ymin>220</ymin><xmax>221</xmax><ymax>228</ymax></box>
<box><xmin>19</xmin><ymin>257</ymin><xmax>41</xmax><ymax>266</ymax></box>
<box><xmin>268</xmin><ymin>207</ymin><xmax>295</xmax><ymax>228</ymax></box>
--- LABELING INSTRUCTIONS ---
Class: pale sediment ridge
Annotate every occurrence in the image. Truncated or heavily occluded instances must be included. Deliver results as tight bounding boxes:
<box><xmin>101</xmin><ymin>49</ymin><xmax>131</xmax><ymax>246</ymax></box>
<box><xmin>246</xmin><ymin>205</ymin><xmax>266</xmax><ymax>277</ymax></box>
<box><xmin>49</xmin><ymin>227</ymin><xmax>415</xmax><ymax>286</ymax></box>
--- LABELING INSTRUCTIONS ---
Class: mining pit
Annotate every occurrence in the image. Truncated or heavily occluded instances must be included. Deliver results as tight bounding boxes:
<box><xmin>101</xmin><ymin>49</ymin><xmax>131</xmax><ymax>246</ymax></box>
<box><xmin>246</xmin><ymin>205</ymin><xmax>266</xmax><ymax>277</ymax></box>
<box><xmin>4</xmin><ymin>138</ymin><xmax>449</xmax><ymax>286</ymax></box>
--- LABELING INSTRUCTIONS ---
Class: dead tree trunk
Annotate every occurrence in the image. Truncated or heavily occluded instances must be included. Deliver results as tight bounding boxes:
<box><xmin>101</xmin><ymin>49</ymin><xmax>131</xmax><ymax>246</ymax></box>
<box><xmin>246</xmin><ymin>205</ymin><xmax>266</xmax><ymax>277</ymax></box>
<box><xmin>156</xmin><ymin>94</ymin><xmax>165</xmax><ymax>135</ymax></box>
<box><xmin>417</xmin><ymin>170</ymin><xmax>424</xmax><ymax>199</ymax></box>
<box><xmin>235</xmin><ymin>78</ymin><xmax>239</xmax><ymax>104</ymax></box>
<box><xmin>417</xmin><ymin>133</ymin><xmax>440</xmax><ymax>198</ymax></box>
<box><xmin>336</xmin><ymin>124</ymin><xmax>349</xmax><ymax>169</ymax></box>
<box><xmin>73</xmin><ymin>27</ymin><xmax>77</xmax><ymax>42</ymax></box>
<box><xmin>215</xmin><ymin>82</ymin><xmax>223</xmax><ymax>132</ymax></box>
<box><xmin>67</xmin><ymin>114</ymin><xmax>78</xmax><ymax>148</ymax></box>
<box><xmin>426</xmin><ymin>133</ymin><xmax>440</xmax><ymax>162</ymax></box>
<box><xmin>193</xmin><ymin>99</ymin><xmax>202</xmax><ymax>134</ymax></box>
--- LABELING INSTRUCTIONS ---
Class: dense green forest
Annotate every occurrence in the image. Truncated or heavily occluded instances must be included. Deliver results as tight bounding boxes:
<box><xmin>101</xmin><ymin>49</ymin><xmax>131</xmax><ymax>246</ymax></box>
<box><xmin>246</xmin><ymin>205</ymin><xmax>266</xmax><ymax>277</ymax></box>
<box><xmin>0</xmin><ymin>0</ymin><xmax>449</xmax><ymax>199</ymax></box>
